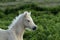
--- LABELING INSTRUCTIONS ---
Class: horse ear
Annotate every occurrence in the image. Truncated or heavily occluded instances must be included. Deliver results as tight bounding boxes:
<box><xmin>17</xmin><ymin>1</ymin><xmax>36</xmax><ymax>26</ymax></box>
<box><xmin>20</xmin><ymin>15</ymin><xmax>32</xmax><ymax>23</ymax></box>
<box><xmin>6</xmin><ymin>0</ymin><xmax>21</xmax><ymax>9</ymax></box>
<box><xmin>24</xmin><ymin>11</ymin><xmax>31</xmax><ymax>17</ymax></box>
<box><xmin>24</xmin><ymin>11</ymin><xmax>28</xmax><ymax>17</ymax></box>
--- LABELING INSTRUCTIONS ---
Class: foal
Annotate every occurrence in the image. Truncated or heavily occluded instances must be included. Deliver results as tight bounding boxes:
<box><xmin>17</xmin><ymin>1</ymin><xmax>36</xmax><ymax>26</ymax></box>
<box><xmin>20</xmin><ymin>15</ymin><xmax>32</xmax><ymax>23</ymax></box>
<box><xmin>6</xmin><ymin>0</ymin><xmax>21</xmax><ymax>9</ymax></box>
<box><xmin>0</xmin><ymin>11</ymin><xmax>37</xmax><ymax>40</ymax></box>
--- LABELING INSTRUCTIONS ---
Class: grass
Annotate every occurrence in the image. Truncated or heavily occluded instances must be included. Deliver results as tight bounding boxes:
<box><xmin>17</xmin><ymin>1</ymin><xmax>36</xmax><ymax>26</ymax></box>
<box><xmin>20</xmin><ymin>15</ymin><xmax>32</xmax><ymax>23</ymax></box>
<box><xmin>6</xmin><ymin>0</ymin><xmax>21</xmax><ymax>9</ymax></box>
<box><xmin>0</xmin><ymin>4</ymin><xmax>60</xmax><ymax>40</ymax></box>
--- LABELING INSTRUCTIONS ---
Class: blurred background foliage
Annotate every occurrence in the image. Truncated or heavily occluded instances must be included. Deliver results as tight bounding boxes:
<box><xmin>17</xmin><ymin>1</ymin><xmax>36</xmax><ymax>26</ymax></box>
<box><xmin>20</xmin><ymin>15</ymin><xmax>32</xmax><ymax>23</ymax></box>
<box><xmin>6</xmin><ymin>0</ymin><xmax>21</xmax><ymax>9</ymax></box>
<box><xmin>0</xmin><ymin>1</ymin><xmax>60</xmax><ymax>40</ymax></box>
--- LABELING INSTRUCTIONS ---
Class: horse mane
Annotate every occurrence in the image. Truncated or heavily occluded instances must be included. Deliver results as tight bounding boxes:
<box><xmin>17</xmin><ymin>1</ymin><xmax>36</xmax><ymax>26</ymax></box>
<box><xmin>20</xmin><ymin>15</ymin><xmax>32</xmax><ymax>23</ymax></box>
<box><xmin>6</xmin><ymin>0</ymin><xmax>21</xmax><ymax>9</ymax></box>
<box><xmin>8</xmin><ymin>14</ymin><xmax>23</xmax><ymax>29</ymax></box>
<box><xmin>8</xmin><ymin>11</ymin><xmax>29</xmax><ymax>29</ymax></box>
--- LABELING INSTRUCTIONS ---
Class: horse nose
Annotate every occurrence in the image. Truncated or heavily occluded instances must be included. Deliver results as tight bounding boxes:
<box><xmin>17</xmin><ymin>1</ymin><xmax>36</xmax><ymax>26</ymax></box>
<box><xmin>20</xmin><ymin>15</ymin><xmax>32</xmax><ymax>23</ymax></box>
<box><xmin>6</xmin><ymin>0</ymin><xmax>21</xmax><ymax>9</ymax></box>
<box><xmin>33</xmin><ymin>26</ymin><xmax>36</xmax><ymax>30</ymax></box>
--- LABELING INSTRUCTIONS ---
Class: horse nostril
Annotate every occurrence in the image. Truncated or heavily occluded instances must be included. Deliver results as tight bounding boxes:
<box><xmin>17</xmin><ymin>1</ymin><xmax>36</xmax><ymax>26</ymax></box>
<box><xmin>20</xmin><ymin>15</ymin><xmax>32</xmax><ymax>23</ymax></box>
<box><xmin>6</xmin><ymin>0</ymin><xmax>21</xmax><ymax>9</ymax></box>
<box><xmin>33</xmin><ymin>26</ymin><xmax>36</xmax><ymax>30</ymax></box>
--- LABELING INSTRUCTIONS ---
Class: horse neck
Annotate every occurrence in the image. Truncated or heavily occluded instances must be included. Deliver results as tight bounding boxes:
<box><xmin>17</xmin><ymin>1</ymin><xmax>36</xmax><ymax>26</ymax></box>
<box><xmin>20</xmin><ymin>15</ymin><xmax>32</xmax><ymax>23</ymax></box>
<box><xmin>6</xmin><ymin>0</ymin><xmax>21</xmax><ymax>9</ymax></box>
<box><xmin>9</xmin><ymin>15</ymin><xmax>25</xmax><ymax>40</ymax></box>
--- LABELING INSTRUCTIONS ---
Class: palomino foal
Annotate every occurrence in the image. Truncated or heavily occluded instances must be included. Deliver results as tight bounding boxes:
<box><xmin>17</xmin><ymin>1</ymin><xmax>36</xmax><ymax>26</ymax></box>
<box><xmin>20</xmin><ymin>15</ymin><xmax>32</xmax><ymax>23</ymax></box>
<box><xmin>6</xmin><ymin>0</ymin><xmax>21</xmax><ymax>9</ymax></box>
<box><xmin>0</xmin><ymin>11</ymin><xmax>37</xmax><ymax>40</ymax></box>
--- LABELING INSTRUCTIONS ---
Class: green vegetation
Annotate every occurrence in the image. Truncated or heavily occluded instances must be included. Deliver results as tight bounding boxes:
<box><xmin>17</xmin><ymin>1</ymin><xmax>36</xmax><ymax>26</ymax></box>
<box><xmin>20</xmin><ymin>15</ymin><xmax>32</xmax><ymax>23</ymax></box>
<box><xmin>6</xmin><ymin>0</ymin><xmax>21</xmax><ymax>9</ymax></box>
<box><xmin>0</xmin><ymin>0</ymin><xmax>16</xmax><ymax>2</ymax></box>
<box><xmin>0</xmin><ymin>4</ymin><xmax>60</xmax><ymax>40</ymax></box>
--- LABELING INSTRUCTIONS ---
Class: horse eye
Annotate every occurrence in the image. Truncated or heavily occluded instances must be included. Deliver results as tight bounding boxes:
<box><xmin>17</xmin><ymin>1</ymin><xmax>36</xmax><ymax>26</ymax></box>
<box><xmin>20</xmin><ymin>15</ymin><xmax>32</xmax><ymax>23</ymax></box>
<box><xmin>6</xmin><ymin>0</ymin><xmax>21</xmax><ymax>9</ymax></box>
<box><xmin>27</xmin><ymin>20</ymin><xmax>30</xmax><ymax>22</ymax></box>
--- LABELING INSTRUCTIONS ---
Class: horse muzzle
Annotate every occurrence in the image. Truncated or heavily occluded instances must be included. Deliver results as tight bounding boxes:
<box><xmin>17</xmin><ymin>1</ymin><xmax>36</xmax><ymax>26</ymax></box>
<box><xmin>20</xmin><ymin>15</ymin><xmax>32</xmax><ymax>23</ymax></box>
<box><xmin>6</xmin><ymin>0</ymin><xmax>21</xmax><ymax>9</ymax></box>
<box><xmin>32</xmin><ymin>26</ymin><xmax>37</xmax><ymax>30</ymax></box>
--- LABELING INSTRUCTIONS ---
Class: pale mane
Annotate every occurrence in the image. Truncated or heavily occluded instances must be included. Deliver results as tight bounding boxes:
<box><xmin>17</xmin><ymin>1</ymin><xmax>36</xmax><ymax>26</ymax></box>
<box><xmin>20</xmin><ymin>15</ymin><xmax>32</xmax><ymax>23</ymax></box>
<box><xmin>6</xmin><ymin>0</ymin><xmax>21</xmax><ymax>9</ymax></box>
<box><xmin>8</xmin><ymin>11</ymin><xmax>29</xmax><ymax>29</ymax></box>
<box><xmin>8</xmin><ymin>14</ymin><xmax>23</xmax><ymax>29</ymax></box>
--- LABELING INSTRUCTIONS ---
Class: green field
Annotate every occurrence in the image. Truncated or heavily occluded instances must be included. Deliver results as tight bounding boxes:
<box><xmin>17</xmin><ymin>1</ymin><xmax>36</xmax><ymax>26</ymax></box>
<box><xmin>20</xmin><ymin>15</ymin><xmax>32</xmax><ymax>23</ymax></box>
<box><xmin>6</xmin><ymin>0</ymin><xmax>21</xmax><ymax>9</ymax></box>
<box><xmin>0</xmin><ymin>4</ymin><xmax>60</xmax><ymax>40</ymax></box>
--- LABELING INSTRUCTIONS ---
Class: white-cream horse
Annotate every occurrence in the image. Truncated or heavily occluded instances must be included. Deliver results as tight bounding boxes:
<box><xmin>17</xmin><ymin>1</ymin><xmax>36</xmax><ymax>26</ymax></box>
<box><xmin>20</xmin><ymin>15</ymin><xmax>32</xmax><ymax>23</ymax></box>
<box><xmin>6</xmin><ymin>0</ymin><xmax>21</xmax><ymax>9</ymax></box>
<box><xmin>0</xmin><ymin>11</ymin><xmax>37</xmax><ymax>40</ymax></box>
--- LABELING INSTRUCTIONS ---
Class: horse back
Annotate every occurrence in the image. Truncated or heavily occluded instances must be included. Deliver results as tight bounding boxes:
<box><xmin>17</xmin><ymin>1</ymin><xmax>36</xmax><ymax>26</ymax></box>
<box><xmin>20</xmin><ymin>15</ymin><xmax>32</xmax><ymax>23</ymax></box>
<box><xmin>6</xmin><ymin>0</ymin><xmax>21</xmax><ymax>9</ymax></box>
<box><xmin>0</xmin><ymin>29</ymin><xmax>8</xmax><ymax>40</ymax></box>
